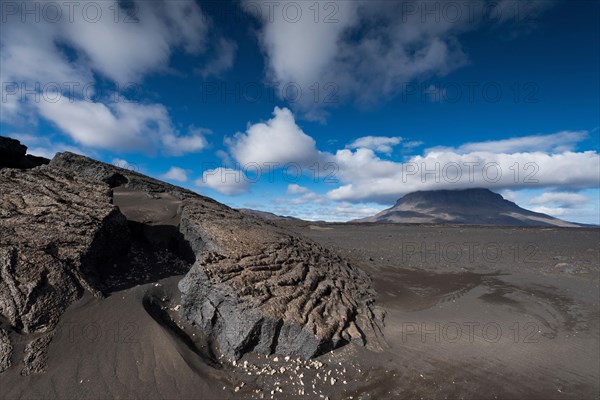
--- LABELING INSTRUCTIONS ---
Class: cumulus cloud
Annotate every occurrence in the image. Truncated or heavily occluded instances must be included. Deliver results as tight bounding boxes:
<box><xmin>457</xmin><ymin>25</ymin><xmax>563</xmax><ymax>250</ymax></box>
<box><xmin>1</xmin><ymin>1</ymin><xmax>208</xmax><ymax>84</ymax></box>
<box><xmin>429</xmin><ymin>131</ymin><xmax>589</xmax><ymax>154</ymax></box>
<box><xmin>195</xmin><ymin>168</ymin><xmax>251</xmax><ymax>195</ymax></box>
<box><xmin>529</xmin><ymin>192</ymin><xmax>590</xmax><ymax>207</ymax></box>
<box><xmin>270</xmin><ymin>201</ymin><xmax>385</xmax><ymax>222</ymax></box>
<box><xmin>1</xmin><ymin>0</ymin><xmax>227</xmax><ymax>154</ymax></box>
<box><xmin>111</xmin><ymin>158</ymin><xmax>140</xmax><ymax>172</ymax></box>
<box><xmin>36</xmin><ymin>97</ymin><xmax>207</xmax><ymax>155</ymax></box>
<box><xmin>276</xmin><ymin>191</ymin><xmax>328</xmax><ymax>206</ymax></box>
<box><xmin>327</xmin><ymin>149</ymin><xmax>600</xmax><ymax>203</ymax></box>
<box><xmin>227</xmin><ymin>107</ymin><xmax>319</xmax><ymax>166</ymax></box>
<box><xmin>161</xmin><ymin>166</ymin><xmax>188</xmax><ymax>182</ymax></box>
<box><xmin>224</xmin><ymin>108</ymin><xmax>599</xmax><ymax>205</ymax></box>
<box><xmin>287</xmin><ymin>184</ymin><xmax>310</xmax><ymax>195</ymax></box>
<box><xmin>346</xmin><ymin>136</ymin><xmax>403</xmax><ymax>155</ymax></box>
<box><xmin>243</xmin><ymin>0</ymin><xmax>556</xmax><ymax>117</ymax></box>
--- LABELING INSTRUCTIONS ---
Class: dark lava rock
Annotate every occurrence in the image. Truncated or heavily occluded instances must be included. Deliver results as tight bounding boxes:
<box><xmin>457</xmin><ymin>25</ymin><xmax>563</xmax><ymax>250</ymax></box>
<box><xmin>0</xmin><ymin>136</ymin><xmax>49</xmax><ymax>169</ymax></box>
<box><xmin>1</xmin><ymin>150</ymin><xmax>384</xmax><ymax>371</ymax></box>
<box><xmin>21</xmin><ymin>332</ymin><xmax>53</xmax><ymax>376</ymax></box>
<box><xmin>0</xmin><ymin>328</ymin><xmax>11</xmax><ymax>372</ymax></box>
<box><xmin>53</xmin><ymin>153</ymin><xmax>385</xmax><ymax>360</ymax></box>
<box><xmin>178</xmin><ymin>197</ymin><xmax>385</xmax><ymax>360</ymax></box>
<box><xmin>51</xmin><ymin>151</ymin><xmax>197</xmax><ymax>196</ymax></box>
<box><xmin>0</xmin><ymin>165</ymin><xmax>130</xmax><ymax>370</ymax></box>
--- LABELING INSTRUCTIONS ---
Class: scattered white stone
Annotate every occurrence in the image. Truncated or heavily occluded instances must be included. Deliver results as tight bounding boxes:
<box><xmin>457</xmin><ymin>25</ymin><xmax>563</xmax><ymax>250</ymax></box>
<box><xmin>273</xmin><ymin>357</ymin><xmax>279</xmax><ymax>362</ymax></box>
<box><xmin>280</xmin><ymin>367</ymin><xmax>286</xmax><ymax>374</ymax></box>
<box><xmin>330</xmin><ymin>377</ymin><xmax>337</xmax><ymax>385</ymax></box>
<box><xmin>234</xmin><ymin>387</ymin><xmax>240</xmax><ymax>392</ymax></box>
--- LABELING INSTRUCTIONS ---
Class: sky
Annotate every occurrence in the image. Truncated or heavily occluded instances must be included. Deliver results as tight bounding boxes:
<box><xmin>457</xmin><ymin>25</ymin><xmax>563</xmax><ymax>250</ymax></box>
<box><xmin>1</xmin><ymin>0</ymin><xmax>599</xmax><ymax>223</ymax></box>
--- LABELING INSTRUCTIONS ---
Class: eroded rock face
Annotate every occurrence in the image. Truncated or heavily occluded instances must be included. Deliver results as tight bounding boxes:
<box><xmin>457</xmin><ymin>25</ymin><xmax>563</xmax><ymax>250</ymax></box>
<box><xmin>0</xmin><ymin>166</ymin><xmax>129</xmax><ymax>371</ymax></box>
<box><xmin>51</xmin><ymin>152</ymin><xmax>199</xmax><ymax>197</ymax></box>
<box><xmin>0</xmin><ymin>328</ymin><xmax>11</xmax><ymax>372</ymax></box>
<box><xmin>51</xmin><ymin>153</ymin><xmax>385</xmax><ymax>360</ymax></box>
<box><xmin>178</xmin><ymin>198</ymin><xmax>385</xmax><ymax>360</ymax></box>
<box><xmin>1</xmin><ymin>151</ymin><xmax>384</xmax><ymax>368</ymax></box>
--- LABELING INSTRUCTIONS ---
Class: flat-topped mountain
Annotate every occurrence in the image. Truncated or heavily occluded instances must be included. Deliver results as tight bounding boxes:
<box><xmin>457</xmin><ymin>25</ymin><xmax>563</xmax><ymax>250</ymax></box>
<box><xmin>354</xmin><ymin>188</ymin><xmax>583</xmax><ymax>227</ymax></box>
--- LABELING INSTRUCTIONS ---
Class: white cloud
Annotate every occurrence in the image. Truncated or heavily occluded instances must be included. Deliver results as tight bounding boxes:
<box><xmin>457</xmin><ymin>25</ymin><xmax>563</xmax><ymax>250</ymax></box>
<box><xmin>529</xmin><ymin>192</ymin><xmax>590</xmax><ymax>207</ymax></box>
<box><xmin>1</xmin><ymin>0</ymin><xmax>227</xmax><ymax>154</ymax></box>
<box><xmin>224</xmin><ymin>108</ymin><xmax>599</xmax><ymax>205</ymax></box>
<box><xmin>499</xmin><ymin>189</ymin><xmax>519</xmax><ymax>202</ymax></box>
<box><xmin>346</xmin><ymin>136</ymin><xmax>403</xmax><ymax>155</ymax></box>
<box><xmin>37</xmin><ymin>97</ymin><xmax>207</xmax><ymax>155</ymax></box>
<box><xmin>161</xmin><ymin>126</ymin><xmax>209</xmax><ymax>156</ymax></box>
<box><xmin>195</xmin><ymin>168</ymin><xmax>251</xmax><ymax>195</ymax></box>
<box><xmin>277</xmin><ymin>191</ymin><xmax>328</xmax><ymax>206</ymax></box>
<box><xmin>243</xmin><ymin>1</ymin><xmax>556</xmax><ymax>117</ymax></box>
<box><xmin>1</xmin><ymin>1</ymin><xmax>210</xmax><ymax>87</ymax></box>
<box><xmin>429</xmin><ymin>131</ymin><xmax>589</xmax><ymax>154</ymax></box>
<box><xmin>287</xmin><ymin>184</ymin><xmax>309</xmax><ymax>195</ymax></box>
<box><xmin>9</xmin><ymin>132</ymin><xmax>88</xmax><ymax>159</ymax></box>
<box><xmin>529</xmin><ymin>206</ymin><xmax>568</xmax><ymax>217</ymax></box>
<box><xmin>198</xmin><ymin>38</ymin><xmax>237</xmax><ymax>78</ymax></box>
<box><xmin>227</xmin><ymin>107</ymin><xmax>319</xmax><ymax>166</ymax></box>
<box><xmin>327</xmin><ymin>149</ymin><xmax>600</xmax><ymax>203</ymax></box>
<box><xmin>271</xmin><ymin>201</ymin><xmax>385</xmax><ymax>222</ymax></box>
<box><xmin>161</xmin><ymin>166</ymin><xmax>188</xmax><ymax>182</ymax></box>
<box><xmin>112</xmin><ymin>158</ymin><xmax>136</xmax><ymax>170</ymax></box>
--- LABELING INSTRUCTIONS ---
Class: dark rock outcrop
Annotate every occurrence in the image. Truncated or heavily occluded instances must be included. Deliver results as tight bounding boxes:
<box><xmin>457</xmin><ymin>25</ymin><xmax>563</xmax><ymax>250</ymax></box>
<box><xmin>0</xmin><ymin>136</ymin><xmax>49</xmax><ymax>170</ymax></box>
<box><xmin>0</xmin><ymin>149</ymin><xmax>383</xmax><ymax>371</ymax></box>
<box><xmin>0</xmin><ymin>165</ymin><xmax>130</xmax><ymax>371</ymax></box>
<box><xmin>21</xmin><ymin>332</ymin><xmax>53</xmax><ymax>376</ymax></box>
<box><xmin>0</xmin><ymin>328</ymin><xmax>11</xmax><ymax>372</ymax></box>
<box><xmin>51</xmin><ymin>152</ymin><xmax>197</xmax><ymax>197</ymax></box>
<box><xmin>178</xmin><ymin>197</ymin><xmax>385</xmax><ymax>360</ymax></box>
<box><xmin>52</xmin><ymin>152</ymin><xmax>385</xmax><ymax>360</ymax></box>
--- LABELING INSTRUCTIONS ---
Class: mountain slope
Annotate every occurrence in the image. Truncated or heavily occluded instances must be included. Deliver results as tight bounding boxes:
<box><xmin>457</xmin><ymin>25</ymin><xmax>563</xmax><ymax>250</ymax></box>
<box><xmin>354</xmin><ymin>188</ymin><xmax>583</xmax><ymax>227</ymax></box>
<box><xmin>238</xmin><ymin>208</ymin><xmax>300</xmax><ymax>221</ymax></box>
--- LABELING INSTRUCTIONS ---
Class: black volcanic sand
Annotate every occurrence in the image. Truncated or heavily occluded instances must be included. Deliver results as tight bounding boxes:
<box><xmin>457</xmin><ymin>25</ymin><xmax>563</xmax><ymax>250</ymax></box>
<box><xmin>1</xmin><ymin>194</ymin><xmax>599</xmax><ymax>399</ymax></box>
<box><xmin>284</xmin><ymin>222</ymin><xmax>600</xmax><ymax>399</ymax></box>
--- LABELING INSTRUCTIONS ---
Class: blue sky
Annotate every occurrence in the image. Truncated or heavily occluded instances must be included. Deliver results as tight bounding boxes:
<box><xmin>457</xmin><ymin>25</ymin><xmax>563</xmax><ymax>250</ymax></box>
<box><xmin>1</xmin><ymin>0</ymin><xmax>599</xmax><ymax>223</ymax></box>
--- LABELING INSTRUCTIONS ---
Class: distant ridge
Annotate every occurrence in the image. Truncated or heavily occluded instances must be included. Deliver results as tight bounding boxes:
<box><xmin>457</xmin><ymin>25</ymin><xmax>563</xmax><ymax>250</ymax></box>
<box><xmin>353</xmin><ymin>188</ymin><xmax>585</xmax><ymax>227</ymax></box>
<box><xmin>238</xmin><ymin>208</ymin><xmax>300</xmax><ymax>221</ymax></box>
